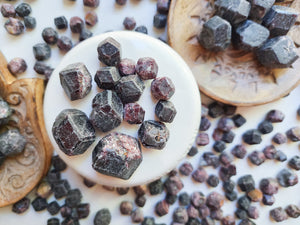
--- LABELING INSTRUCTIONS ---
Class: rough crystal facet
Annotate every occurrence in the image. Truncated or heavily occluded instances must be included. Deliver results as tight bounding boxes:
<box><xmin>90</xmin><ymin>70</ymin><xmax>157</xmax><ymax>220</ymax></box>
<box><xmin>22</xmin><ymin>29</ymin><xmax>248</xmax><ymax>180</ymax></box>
<box><xmin>138</xmin><ymin>120</ymin><xmax>170</xmax><ymax>150</ymax></box>
<box><xmin>59</xmin><ymin>62</ymin><xmax>92</xmax><ymax>101</ymax></box>
<box><xmin>123</xmin><ymin>103</ymin><xmax>145</xmax><ymax>124</ymax></box>
<box><xmin>52</xmin><ymin>109</ymin><xmax>96</xmax><ymax>156</ymax></box>
<box><xmin>90</xmin><ymin>90</ymin><xmax>123</xmax><ymax>132</ymax></box>
<box><xmin>0</xmin><ymin>129</ymin><xmax>26</xmax><ymax>157</ymax></box>
<box><xmin>92</xmin><ymin>132</ymin><xmax>142</xmax><ymax>180</ymax></box>
<box><xmin>94</xmin><ymin>67</ymin><xmax>121</xmax><ymax>90</ymax></box>
<box><xmin>155</xmin><ymin>100</ymin><xmax>177</xmax><ymax>123</ymax></box>
<box><xmin>151</xmin><ymin>77</ymin><xmax>175</xmax><ymax>100</ymax></box>
<box><xmin>97</xmin><ymin>37</ymin><xmax>121</xmax><ymax>66</ymax></box>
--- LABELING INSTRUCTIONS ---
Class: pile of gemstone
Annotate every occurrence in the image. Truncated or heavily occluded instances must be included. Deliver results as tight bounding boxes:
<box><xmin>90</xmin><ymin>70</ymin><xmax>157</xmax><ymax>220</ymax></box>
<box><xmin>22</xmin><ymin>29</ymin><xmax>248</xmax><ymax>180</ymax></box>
<box><xmin>52</xmin><ymin>36</ymin><xmax>177</xmax><ymax>180</ymax></box>
<box><xmin>198</xmin><ymin>0</ymin><xmax>299</xmax><ymax>68</ymax></box>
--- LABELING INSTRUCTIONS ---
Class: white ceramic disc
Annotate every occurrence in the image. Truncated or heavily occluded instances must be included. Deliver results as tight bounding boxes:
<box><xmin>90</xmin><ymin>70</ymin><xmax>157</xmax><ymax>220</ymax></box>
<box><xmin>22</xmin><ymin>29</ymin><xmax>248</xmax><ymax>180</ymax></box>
<box><xmin>44</xmin><ymin>31</ymin><xmax>201</xmax><ymax>187</ymax></box>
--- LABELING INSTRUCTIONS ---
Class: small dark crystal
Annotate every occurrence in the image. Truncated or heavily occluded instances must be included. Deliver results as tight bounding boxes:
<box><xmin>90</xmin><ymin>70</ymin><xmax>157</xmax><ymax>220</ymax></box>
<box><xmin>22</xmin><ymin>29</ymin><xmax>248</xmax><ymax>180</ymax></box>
<box><xmin>51</xmin><ymin>179</ymin><xmax>71</xmax><ymax>199</ymax></box>
<box><xmin>192</xmin><ymin>167</ymin><xmax>208</xmax><ymax>183</ymax></box>
<box><xmin>258</xmin><ymin>120</ymin><xmax>273</xmax><ymax>134</ymax></box>
<box><xmin>0</xmin><ymin>129</ymin><xmax>26</xmax><ymax>157</ymax></box>
<box><xmin>151</xmin><ymin>77</ymin><xmax>175</xmax><ymax>100</ymax></box>
<box><xmin>165</xmin><ymin>193</ymin><xmax>177</xmax><ymax>205</ymax></box>
<box><xmin>65</xmin><ymin>189</ymin><xmax>82</xmax><ymax>207</ymax></box>
<box><xmin>231</xmin><ymin>144</ymin><xmax>247</xmax><ymax>159</ymax></box>
<box><xmin>272</xmin><ymin>133</ymin><xmax>287</xmax><ymax>144</ymax></box>
<box><xmin>198</xmin><ymin>205</ymin><xmax>210</xmax><ymax>219</ymax></box>
<box><xmin>52</xmin><ymin>109</ymin><xmax>95</xmax><ymax>156</ymax></box>
<box><xmin>274</xmin><ymin>150</ymin><xmax>287</xmax><ymax>162</ymax></box>
<box><xmin>270</xmin><ymin>207</ymin><xmax>288</xmax><ymax>222</ymax></box>
<box><xmin>222</xmin><ymin>131</ymin><xmax>235</xmax><ymax>143</ymax></box>
<box><xmin>214</xmin><ymin>0</ymin><xmax>250</xmax><ymax>25</ymax></box>
<box><xmin>155</xmin><ymin>100</ymin><xmax>177</xmax><ymax>123</ymax></box>
<box><xmin>262</xmin><ymin>5</ymin><xmax>298</xmax><ymax>37</ymax></box>
<box><xmin>52</xmin><ymin>155</ymin><xmax>67</xmax><ymax>172</ymax></box>
<box><xmin>200</xmin><ymin>116</ymin><xmax>211</xmax><ymax>131</ymax></box>
<box><xmin>131</xmin><ymin>208</ymin><xmax>144</xmax><ymax>223</ymax></box>
<box><xmin>12</xmin><ymin>197</ymin><xmax>30</xmax><ymax>214</ymax></box>
<box><xmin>237</xmin><ymin>196</ymin><xmax>251</xmax><ymax>210</ymax></box>
<box><xmin>262</xmin><ymin>194</ymin><xmax>275</xmax><ymax>206</ymax></box>
<box><xmin>256</xmin><ymin>36</ymin><xmax>298</xmax><ymax>68</ymax></box>
<box><xmin>69</xmin><ymin>16</ymin><xmax>84</xmax><ymax>33</ymax></box>
<box><xmin>232</xmin><ymin>114</ymin><xmax>246</xmax><ymax>127</ymax></box>
<box><xmin>79</xmin><ymin>28</ymin><xmax>93</xmax><ymax>41</ymax></box>
<box><xmin>4</xmin><ymin>17</ymin><xmax>24</xmax><ymax>35</ymax></box>
<box><xmin>206</xmin><ymin>192</ymin><xmax>224</xmax><ymax>210</ymax></box>
<box><xmin>207</xmin><ymin>175</ymin><xmax>219</xmax><ymax>187</ymax></box>
<box><xmin>179</xmin><ymin>162</ymin><xmax>193</xmax><ymax>176</ymax></box>
<box><xmin>42</xmin><ymin>27</ymin><xmax>58</xmax><ymax>45</ymax></box>
<box><xmin>266</xmin><ymin>109</ymin><xmax>285</xmax><ymax>123</ymax></box>
<box><xmin>164</xmin><ymin>175</ymin><xmax>184</xmax><ymax>195</ymax></box>
<box><xmin>94</xmin><ymin>208</ymin><xmax>111</xmax><ymax>225</ymax></box>
<box><xmin>285</xmin><ymin>204</ymin><xmax>300</xmax><ymax>218</ymax></box>
<box><xmin>263</xmin><ymin>145</ymin><xmax>277</xmax><ymax>159</ymax></box>
<box><xmin>155</xmin><ymin>200</ymin><xmax>169</xmax><ymax>216</ymax></box>
<box><xmin>173</xmin><ymin>207</ymin><xmax>188</xmax><ymax>223</ymax></box>
<box><xmin>157</xmin><ymin>0</ymin><xmax>170</xmax><ymax>14</ymax></box>
<box><xmin>85</xmin><ymin>11</ymin><xmax>98</xmax><ymax>26</ymax></box>
<box><xmin>188</xmin><ymin>146</ymin><xmax>198</xmax><ymax>157</ymax></box>
<box><xmin>135</xmin><ymin>195</ymin><xmax>146</xmax><ymax>207</ymax></box>
<box><xmin>90</xmin><ymin>90</ymin><xmax>123</xmax><ymax>132</ymax></box>
<box><xmin>138</xmin><ymin>120</ymin><xmax>169</xmax><ymax>150</ymax></box>
<box><xmin>196</xmin><ymin>133</ymin><xmax>210</xmax><ymax>146</ymax></box>
<box><xmin>286</xmin><ymin>126</ymin><xmax>300</xmax><ymax>142</ymax></box>
<box><xmin>24</xmin><ymin>16</ymin><xmax>36</xmax><ymax>29</ymax></box>
<box><xmin>123</xmin><ymin>103</ymin><xmax>145</xmax><ymax>124</ymax></box>
<box><xmin>153</xmin><ymin>13</ymin><xmax>167</xmax><ymax>29</ymax></box>
<box><xmin>115</xmin><ymin>75</ymin><xmax>145</xmax><ymax>104</ymax></box>
<box><xmin>94</xmin><ymin>66</ymin><xmax>120</xmax><ymax>90</ymax></box>
<box><xmin>1</xmin><ymin>3</ymin><xmax>15</xmax><ymax>17</ymax></box>
<box><xmin>243</xmin><ymin>129</ymin><xmax>262</xmax><ymax>145</ymax></box>
<box><xmin>198</xmin><ymin>16</ymin><xmax>231</xmax><ymax>51</ymax></box>
<box><xmin>213</xmin><ymin>140</ymin><xmax>226</xmax><ymax>153</ymax></box>
<box><xmin>235</xmin><ymin>209</ymin><xmax>248</xmax><ymax>219</ymax></box>
<box><xmin>57</xmin><ymin>36</ymin><xmax>73</xmax><ymax>52</ymax></box>
<box><xmin>289</xmin><ymin>156</ymin><xmax>300</xmax><ymax>170</ymax></box>
<box><xmin>248</xmin><ymin>151</ymin><xmax>266</xmax><ymax>166</ymax></box>
<box><xmin>120</xmin><ymin>201</ymin><xmax>133</xmax><ymax>215</ymax></box>
<box><xmin>31</xmin><ymin>197</ymin><xmax>48</xmax><ymax>212</ymax></box>
<box><xmin>47</xmin><ymin>201</ymin><xmax>61</xmax><ymax>215</ymax></box>
<box><xmin>47</xmin><ymin>218</ymin><xmax>60</xmax><ymax>225</ymax></box>
<box><xmin>259</xmin><ymin>178</ymin><xmax>278</xmax><ymax>195</ymax></box>
<box><xmin>33</xmin><ymin>43</ymin><xmax>51</xmax><ymax>61</ymax></box>
<box><xmin>225</xmin><ymin>191</ymin><xmax>237</xmax><ymax>201</ymax></box>
<box><xmin>277</xmin><ymin>168</ymin><xmax>298</xmax><ymax>187</ymax></box>
<box><xmin>238</xmin><ymin>175</ymin><xmax>255</xmax><ymax>192</ymax></box>
<box><xmin>135</xmin><ymin>25</ymin><xmax>148</xmax><ymax>34</ymax></box>
<box><xmin>178</xmin><ymin>192</ymin><xmax>190</xmax><ymax>206</ymax></box>
<box><xmin>148</xmin><ymin>179</ymin><xmax>164</xmax><ymax>195</ymax></box>
<box><xmin>54</xmin><ymin>16</ymin><xmax>68</xmax><ymax>29</ymax></box>
<box><xmin>208</xmin><ymin>102</ymin><xmax>224</xmax><ymax>118</ymax></box>
<box><xmin>97</xmin><ymin>37</ymin><xmax>121</xmax><ymax>66</ymax></box>
<box><xmin>191</xmin><ymin>191</ymin><xmax>206</xmax><ymax>208</ymax></box>
<box><xmin>123</xmin><ymin>17</ymin><xmax>136</xmax><ymax>30</ymax></box>
<box><xmin>118</xmin><ymin>58</ymin><xmax>136</xmax><ymax>76</ymax></box>
<box><xmin>15</xmin><ymin>3</ymin><xmax>31</xmax><ymax>17</ymax></box>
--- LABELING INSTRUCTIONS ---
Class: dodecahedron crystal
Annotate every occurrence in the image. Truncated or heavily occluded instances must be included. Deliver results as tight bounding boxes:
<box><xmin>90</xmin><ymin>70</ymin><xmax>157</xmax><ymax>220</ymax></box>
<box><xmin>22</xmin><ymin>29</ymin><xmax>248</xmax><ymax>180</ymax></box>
<box><xmin>52</xmin><ymin>109</ymin><xmax>96</xmax><ymax>156</ymax></box>
<box><xmin>92</xmin><ymin>132</ymin><xmax>142</xmax><ymax>180</ymax></box>
<box><xmin>242</xmin><ymin>129</ymin><xmax>262</xmax><ymax>144</ymax></box>
<box><xmin>0</xmin><ymin>129</ymin><xmax>26</xmax><ymax>157</ymax></box>
<box><xmin>97</xmin><ymin>37</ymin><xmax>121</xmax><ymax>66</ymax></box>
<box><xmin>233</xmin><ymin>20</ymin><xmax>269</xmax><ymax>51</ymax></box>
<box><xmin>256</xmin><ymin>36</ymin><xmax>299</xmax><ymax>69</ymax></box>
<box><xmin>115</xmin><ymin>75</ymin><xmax>145</xmax><ymax>104</ymax></box>
<box><xmin>90</xmin><ymin>90</ymin><xmax>123</xmax><ymax>132</ymax></box>
<box><xmin>59</xmin><ymin>62</ymin><xmax>92</xmax><ymax>101</ymax></box>
<box><xmin>94</xmin><ymin>67</ymin><xmax>121</xmax><ymax>90</ymax></box>
<box><xmin>248</xmin><ymin>0</ymin><xmax>275</xmax><ymax>21</ymax></box>
<box><xmin>151</xmin><ymin>77</ymin><xmax>175</xmax><ymax>100</ymax></box>
<box><xmin>138</xmin><ymin>120</ymin><xmax>170</xmax><ymax>150</ymax></box>
<box><xmin>155</xmin><ymin>100</ymin><xmax>177</xmax><ymax>123</ymax></box>
<box><xmin>33</xmin><ymin>43</ymin><xmax>51</xmax><ymax>61</ymax></box>
<box><xmin>277</xmin><ymin>168</ymin><xmax>298</xmax><ymax>187</ymax></box>
<box><xmin>262</xmin><ymin>5</ymin><xmax>299</xmax><ymax>37</ymax></box>
<box><xmin>123</xmin><ymin>103</ymin><xmax>145</xmax><ymax>124</ymax></box>
<box><xmin>214</xmin><ymin>0</ymin><xmax>251</xmax><ymax>25</ymax></box>
<box><xmin>0</xmin><ymin>98</ymin><xmax>12</xmax><ymax>126</ymax></box>
<box><xmin>198</xmin><ymin>16</ymin><xmax>232</xmax><ymax>52</ymax></box>
<box><xmin>136</xmin><ymin>57</ymin><xmax>158</xmax><ymax>80</ymax></box>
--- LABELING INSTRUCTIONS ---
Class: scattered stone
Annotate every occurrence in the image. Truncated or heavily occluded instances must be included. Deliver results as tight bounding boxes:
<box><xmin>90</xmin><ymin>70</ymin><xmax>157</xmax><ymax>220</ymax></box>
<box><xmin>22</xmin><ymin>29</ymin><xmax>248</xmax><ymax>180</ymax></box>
<box><xmin>79</xmin><ymin>28</ymin><xmax>93</xmax><ymax>41</ymax></box>
<box><xmin>153</xmin><ymin>13</ymin><xmax>167</xmax><ymax>29</ymax></box>
<box><xmin>52</xmin><ymin>109</ymin><xmax>95</xmax><ymax>156</ymax></box>
<box><xmin>178</xmin><ymin>192</ymin><xmax>190</xmax><ymax>206</ymax></box>
<box><xmin>164</xmin><ymin>175</ymin><xmax>184</xmax><ymax>195</ymax></box>
<box><xmin>83</xmin><ymin>0</ymin><xmax>100</xmax><ymax>7</ymax></box>
<box><xmin>289</xmin><ymin>156</ymin><xmax>300</xmax><ymax>170</ymax></box>
<box><xmin>33</xmin><ymin>43</ymin><xmax>51</xmax><ymax>61</ymax></box>
<box><xmin>0</xmin><ymin>129</ymin><xmax>26</xmax><ymax>157</ymax></box>
<box><xmin>69</xmin><ymin>16</ymin><xmax>84</xmax><ymax>33</ymax></box>
<box><xmin>274</xmin><ymin>150</ymin><xmax>287</xmax><ymax>162</ymax></box>
<box><xmin>231</xmin><ymin>145</ymin><xmax>247</xmax><ymax>159</ymax></box>
<box><xmin>24</xmin><ymin>16</ymin><xmax>36</xmax><ymax>29</ymax></box>
<box><xmin>12</xmin><ymin>197</ymin><xmax>30</xmax><ymax>214</ymax></box>
<box><xmin>208</xmin><ymin>102</ymin><xmax>224</xmax><ymax>118</ymax></box>
<box><xmin>207</xmin><ymin>175</ymin><xmax>219</xmax><ymax>187</ymax></box>
<box><xmin>259</xmin><ymin>178</ymin><xmax>278</xmax><ymax>195</ymax></box>
<box><xmin>179</xmin><ymin>162</ymin><xmax>193</xmax><ymax>176</ymax></box>
<box><xmin>213</xmin><ymin>140</ymin><xmax>226</xmax><ymax>153</ymax></box>
<box><xmin>200</xmin><ymin>116</ymin><xmax>211</xmax><ymax>131</ymax></box>
<box><xmin>135</xmin><ymin>25</ymin><xmax>148</xmax><ymax>34</ymax></box>
<box><xmin>94</xmin><ymin>208</ymin><xmax>111</xmax><ymax>225</ymax></box>
<box><xmin>157</xmin><ymin>0</ymin><xmax>170</xmax><ymax>14</ymax></box>
<box><xmin>47</xmin><ymin>201</ymin><xmax>61</xmax><ymax>215</ymax></box>
<box><xmin>272</xmin><ymin>133</ymin><xmax>287</xmax><ymax>144</ymax></box>
<box><xmin>54</xmin><ymin>16</ymin><xmax>68</xmax><ymax>29</ymax></box>
<box><xmin>31</xmin><ymin>197</ymin><xmax>48</xmax><ymax>212</ymax></box>
<box><xmin>7</xmin><ymin>57</ymin><xmax>27</xmax><ymax>76</ymax></box>
<box><xmin>225</xmin><ymin>191</ymin><xmax>237</xmax><ymax>201</ymax></box>
<box><xmin>85</xmin><ymin>11</ymin><xmax>98</xmax><ymax>26</ymax></box>
<box><xmin>219</xmin><ymin>152</ymin><xmax>233</xmax><ymax>166</ymax></box>
<box><xmin>263</xmin><ymin>145</ymin><xmax>277</xmax><ymax>159</ymax></box>
<box><xmin>51</xmin><ymin>179</ymin><xmax>70</xmax><ymax>199</ymax></box>
<box><xmin>237</xmin><ymin>195</ymin><xmax>251</xmax><ymax>211</ymax></box>
<box><xmin>155</xmin><ymin>200</ymin><xmax>169</xmax><ymax>217</ymax></box>
<box><xmin>232</xmin><ymin>114</ymin><xmax>246</xmax><ymax>127</ymax></box>
<box><xmin>206</xmin><ymin>192</ymin><xmax>224</xmax><ymax>210</ymax></box>
<box><xmin>262</xmin><ymin>194</ymin><xmax>275</xmax><ymax>206</ymax></box>
<box><xmin>165</xmin><ymin>193</ymin><xmax>177</xmax><ymax>205</ymax></box>
<box><xmin>196</xmin><ymin>133</ymin><xmax>210</xmax><ymax>146</ymax></box>
<box><xmin>1</xmin><ymin>3</ymin><xmax>16</xmax><ymax>17</ymax></box>
<box><xmin>238</xmin><ymin>175</ymin><xmax>255</xmax><ymax>192</ymax></box>
<box><xmin>221</xmin><ymin>215</ymin><xmax>235</xmax><ymax>225</ymax></box>
<box><xmin>198</xmin><ymin>205</ymin><xmax>210</xmax><ymax>219</ymax></box>
<box><xmin>83</xmin><ymin>178</ymin><xmax>96</xmax><ymax>188</ymax></box>
<box><xmin>4</xmin><ymin>17</ymin><xmax>24</xmax><ymax>35</ymax></box>
<box><xmin>270</xmin><ymin>207</ymin><xmax>288</xmax><ymax>222</ymax></box>
<box><xmin>286</xmin><ymin>126</ymin><xmax>300</xmax><ymax>142</ymax></box>
<box><xmin>148</xmin><ymin>179</ymin><xmax>164</xmax><ymax>195</ymax></box>
<box><xmin>258</xmin><ymin>120</ymin><xmax>273</xmax><ymax>134</ymax></box>
<box><xmin>15</xmin><ymin>3</ymin><xmax>31</xmax><ymax>17</ymax></box>
<box><xmin>188</xmin><ymin>146</ymin><xmax>198</xmax><ymax>157</ymax></box>
<box><xmin>135</xmin><ymin>195</ymin><xmax>146</xmax><ymax>207</ymax></box>
<box><xmin>276</xmin><ymin>168</ymin><xmax>298</xmax><ymax>187</ymax></box>
<box><xmin>219</xmin><ymin>164</ymin><xmax>236</xmax><ymax>182</ymax></box>
<box><xmin>57</xmin><ymin>36</ymin><xmax>73</xmax><ymax>52</ymax></box>
<box><xmin>202</xmin><ymin>152</ymin><xmax>220</xmax><ymax>168</ymax></box>
<box><xmin>192</xmin><ymin>167</ymin><xmax>208</xmax><ymax>183</ymax></box>
<box><xmin>248</xmin><ymin>150</ymin><xmax>266</xmax><ymax>166</ymax></box>
<box><xmin>247</xmin><ymin>189</ymin><xmax>263</xmax><ymax>202</ymax></box>
<box><xmin>235</xmin><ymin>209</ymin><xmax>248</xmax><ymax>220</ymax></box>
<box><xmin>131</xmin><ymin>208</ymin><xmax>144</xmax><ymax>223</ymax></box>
<box><xmin>120</xmin><ymin>201</ymin><xmax>133</xmax><ymax>215</ymax></box>
<box><xmin>123</xmin><ymin>17</ymin><xmax>136</xmax><ymax>30</ymax></box>
<box><xmin>42</xmin><ymin>27</ymin><xmax>58</xmax><ymax>45</ymax></box>
<box><xmin>151</xmin><ymin>77</ymin><xmax>175</xmax><ymax>100</ymax></box>
<box><xmin>266</xmin><ymin>110</ymin><xmax>285</xmax><ymax>123</ymax></box>
<box><xmin>65</xmin><ymin>189</ymin><xmax>82</xmax><ymax>208</ymax></box>
<box><xmin>285</xmin><ymin>204</ymin><xmax>300</xmax><ymax>218</ymax></box>
<box><xmin>123</xmin><ymin>103</ymin><xmax>145</xmax><ymax>124</ymax></box>
<box><xmin>173</xmin><ymin>207</ymin><xmax>188</xmax><ymax>224</ymax></box>
<box><xmin>243</xmin><ymin>129</ymin><xmax>262</xmax><ymax>145</ymax></box>
<box><xmin>210</xmin><ymin>209</ymin><xmax>223</xmax><ymax>221</ymax></box>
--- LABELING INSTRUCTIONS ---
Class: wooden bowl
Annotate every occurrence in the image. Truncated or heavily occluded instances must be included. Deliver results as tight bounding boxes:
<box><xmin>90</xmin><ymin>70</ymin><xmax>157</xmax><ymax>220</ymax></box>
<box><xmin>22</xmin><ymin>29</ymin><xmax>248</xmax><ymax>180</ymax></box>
<box><xmin>168</xmin><ymin>0</ymin><xmax>300</xmax><ymax>106</ymax></box>
<box><xmin>0</xmin><ymin>52</ymin><xmax>52</xmax><ymax>207</ymax></box>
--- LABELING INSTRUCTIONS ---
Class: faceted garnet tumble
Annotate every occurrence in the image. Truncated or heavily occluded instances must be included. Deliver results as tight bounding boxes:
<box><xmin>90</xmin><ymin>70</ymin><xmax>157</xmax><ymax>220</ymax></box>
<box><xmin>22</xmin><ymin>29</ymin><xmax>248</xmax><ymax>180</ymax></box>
<box><xmin>115</xmin><ymin>75</ymin><xmax>145</xmax><ymax>104</ymax></box>
<box><xmin>256</xmin><ymin>36</ymin><xmax>299</xmax><ymax>69</ymax></box>
<box><xmin>248</xmin><ymin>0</ymin><xmax>275</xmax><ymax>21</ymax></box>
<box><xmin>59</xmin><ymin>62</ymin><xmax>92</xmax><ymax>101</ymax></box>
<box><xmin>97</xmin><ymin>37</ymin><xmax>121</xmax><ymax>66</ymax></box>
<box><xmin>138</xmin><ymin>120</ymin><xmax>170</xmax><ymax>150</ymax></box>
<box><xmin>262</xmin><ymin>5</ymin><xmax>299</xmax><ymax>37</ymax></box>
<box><xmin>52</xmin><ymin>109</ymin><xmax>96</xmax><ymax>156</ymax></box>
<box><xmin>136</xmin><ymin>57</ymin><xmax>158</xmax><ymax>80</ymax></box>
<box><xmin>90</xmin><ymin>90</ymin><xmax>123</xmax><ymax>132</ymax></box>
<box><xmin>151</xmin><ymin>77</ymin><xmax>175</xmax><ymax>100</ymax></box>
<box><xmin>155</xmin><ymin>100</ymin><xmax>177</xmax><ymax>123</ymax></box>
<box><xmin>198</xmin><ymin>16</ymin><xmax>232</xmax><ymax>52</ymax></box>
<box><xmin>214</xmin><ymin>0</ymin><xmax>251</xmax><ymax>25</ymax></box>
<box><xmin>94</xmin><ymin>66</ymin><xmax>121</xmax><ymax>90</ymax></box>
<box><xmin>123</xmin><ymin>103</ymin><xmax>145</xmax><ymax>124</ymax></box>
<box><xmin>234</xmin><ymin>20</ymin><xmax>269</xmax><ymax>51</ymax></box>
<box><xmin>92</xmin><ymin>132</ymin><xmax>142</xmax><ymax>180</ymax></box>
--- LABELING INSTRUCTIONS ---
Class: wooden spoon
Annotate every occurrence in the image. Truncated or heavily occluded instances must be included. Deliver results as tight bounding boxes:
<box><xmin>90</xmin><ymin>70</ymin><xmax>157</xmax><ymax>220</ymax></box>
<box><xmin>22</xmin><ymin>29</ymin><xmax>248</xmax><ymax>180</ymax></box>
<box><xmin>168</xmin><ymin>0</ymin><xmax>300</xmax><ymax>106</ymax></box>
<box><xmin>0</xmin><ymin>52</ymin><xmax>52</xmax><ymax>207</ymax></box>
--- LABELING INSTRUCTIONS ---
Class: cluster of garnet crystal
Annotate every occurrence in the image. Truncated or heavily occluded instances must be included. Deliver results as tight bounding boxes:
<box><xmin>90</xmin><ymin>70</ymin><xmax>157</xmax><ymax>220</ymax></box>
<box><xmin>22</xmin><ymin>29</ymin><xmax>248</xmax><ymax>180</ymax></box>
<box><xmin>52</xmin><ymin>37</ymin><xmax>176</xmax><ymax>180</ymax></box>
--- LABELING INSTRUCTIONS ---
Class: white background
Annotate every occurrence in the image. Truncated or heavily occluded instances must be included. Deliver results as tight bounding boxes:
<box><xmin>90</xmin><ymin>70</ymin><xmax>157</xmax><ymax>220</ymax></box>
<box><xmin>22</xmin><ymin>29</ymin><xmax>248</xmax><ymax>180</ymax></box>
<box><xmin>0</xmin><ymin>0</ymin><xmax>300</xmax><ymax>225</ymax></box>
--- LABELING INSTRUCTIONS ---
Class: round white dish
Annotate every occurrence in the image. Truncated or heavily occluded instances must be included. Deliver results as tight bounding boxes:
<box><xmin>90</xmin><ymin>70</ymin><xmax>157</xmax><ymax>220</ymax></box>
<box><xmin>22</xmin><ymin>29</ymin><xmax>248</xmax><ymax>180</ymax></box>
<box><xmin>44</xmin><ymin>31</ymin><xmax>201</xmax><ymax>187</ymax></box>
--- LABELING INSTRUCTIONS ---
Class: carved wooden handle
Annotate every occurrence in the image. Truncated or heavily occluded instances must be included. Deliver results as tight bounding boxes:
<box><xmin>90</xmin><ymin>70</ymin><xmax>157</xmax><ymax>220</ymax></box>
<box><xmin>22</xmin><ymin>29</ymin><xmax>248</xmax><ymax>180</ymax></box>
<box><xmin>0</xmin><ymin>51</ymin><xmax>52</xmax><ymax>207</ymax></box>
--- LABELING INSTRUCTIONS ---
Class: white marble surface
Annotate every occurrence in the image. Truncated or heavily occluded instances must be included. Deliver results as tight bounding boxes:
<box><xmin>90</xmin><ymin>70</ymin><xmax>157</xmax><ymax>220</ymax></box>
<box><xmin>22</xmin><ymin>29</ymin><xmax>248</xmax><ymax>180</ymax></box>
<box><xmin>0</xmin><ymin>0</ymin><xmax>300</xmax><ymax>225</ymax></box>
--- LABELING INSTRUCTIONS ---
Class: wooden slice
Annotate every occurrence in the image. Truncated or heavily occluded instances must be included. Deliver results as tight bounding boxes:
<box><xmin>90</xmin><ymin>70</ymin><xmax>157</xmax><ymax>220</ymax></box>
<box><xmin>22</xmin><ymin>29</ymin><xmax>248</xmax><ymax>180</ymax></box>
<box><xmin>0</xmin><ymin>52</ymin><xmax>52</xmax><ymax>207</ymax></box>
<box><xmin>168</xmin><ymin>0</ymin><xmax>300</xmax><ymax>106</ymax></box>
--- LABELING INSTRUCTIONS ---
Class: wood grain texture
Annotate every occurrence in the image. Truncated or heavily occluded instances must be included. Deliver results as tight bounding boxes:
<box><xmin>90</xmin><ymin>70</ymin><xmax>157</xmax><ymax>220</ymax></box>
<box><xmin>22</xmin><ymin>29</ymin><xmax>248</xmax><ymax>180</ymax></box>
<box><xmin>0</xmin><ymin>52</ymin><xmax>52</xmax><ymax>207</ymax></box>
<box><xmin>168</xmin><ymin>0</ymin><xmax>300</xmax><ymax>106</ymax></box>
